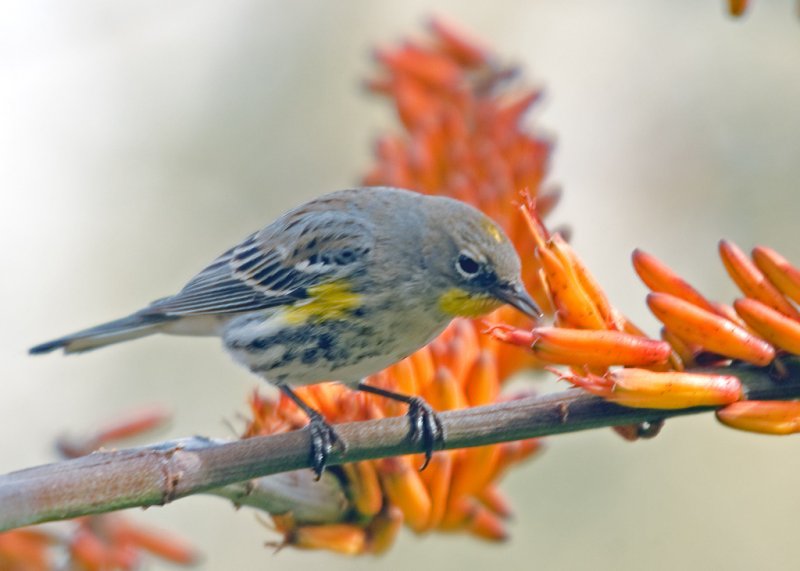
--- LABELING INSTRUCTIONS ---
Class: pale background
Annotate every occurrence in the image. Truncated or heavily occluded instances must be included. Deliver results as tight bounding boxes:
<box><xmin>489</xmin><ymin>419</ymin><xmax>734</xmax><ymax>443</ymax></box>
<box><xmin>3</xmin><ymin>1</ymin><xmax>800</xmax><ymax>570</ymax></box>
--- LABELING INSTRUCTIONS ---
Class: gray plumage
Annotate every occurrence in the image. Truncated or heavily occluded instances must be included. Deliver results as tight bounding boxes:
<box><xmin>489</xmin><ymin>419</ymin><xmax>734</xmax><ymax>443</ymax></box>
<box><xmin>30</xmin><ymin>187</ymin><xmax>539</xmax><ymax>387</ymax></box>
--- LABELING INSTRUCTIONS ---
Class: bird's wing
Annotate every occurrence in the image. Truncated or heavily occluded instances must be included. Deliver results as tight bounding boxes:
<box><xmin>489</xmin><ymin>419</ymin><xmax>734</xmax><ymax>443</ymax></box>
<box><xmin>145</xmin><ymin>208</ymin><xmax>374</xmax><ymax>316</ymax></box>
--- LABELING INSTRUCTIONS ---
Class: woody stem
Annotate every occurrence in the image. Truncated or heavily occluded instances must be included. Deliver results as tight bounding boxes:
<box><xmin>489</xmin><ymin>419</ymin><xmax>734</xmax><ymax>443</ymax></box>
<box><xmin>1</xmin><ymin>358</ymin><xmax>800</xmax><ymax>531</ymax></box>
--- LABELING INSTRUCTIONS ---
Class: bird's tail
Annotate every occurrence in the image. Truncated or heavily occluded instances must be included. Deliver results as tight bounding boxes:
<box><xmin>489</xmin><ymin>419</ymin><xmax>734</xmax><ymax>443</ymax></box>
<box><xmin>29</xmin><ymin>313</ymin><xmax>175</xmax><ymax>355</ymax></box>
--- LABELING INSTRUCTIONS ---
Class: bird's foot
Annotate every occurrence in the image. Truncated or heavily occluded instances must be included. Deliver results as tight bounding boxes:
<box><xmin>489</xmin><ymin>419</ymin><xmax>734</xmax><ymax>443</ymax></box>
<box><xmin>305</xmin><ymin>411</ymin><xmax>345</xmax><ymax>479</ymax></box>
<box><xmin>406</xmin><ymin>397</ymin><xmax>445</xmax><ymax>471</ymax></box>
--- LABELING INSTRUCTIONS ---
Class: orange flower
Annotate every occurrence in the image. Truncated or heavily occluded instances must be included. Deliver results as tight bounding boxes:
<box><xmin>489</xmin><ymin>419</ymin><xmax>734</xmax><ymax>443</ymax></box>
<box><xmin>734</xmin><ymin>297</ymin><xmax>800</xmax><ymax>355</ymax></box>
<box><xmin>647</xmin><ymin>292</ymin><xmax>776</xmax><ymax>366</ymax></box>
<box><xmin>0</xmin><ymin>529</ymin><xmax>53</xmax><ymax>571</ymax></box>
<box><xmin>752</xmin><ymin>245</ymin><xmax>800</xmax><ymax>306</ymax></box>
<box><xmin>489</xmin><ymin>326</ymin><xmax>671</xmax><ymax>369</ymax></box>
<box><xmin>719</xmin><ymin>240</ymin><xmax>800</xmax><ymax>320</ymax></box>
<box><xmin>716</xmin><ymin>401</ymin><xmax>800</xmax><ymax>435</ymax></box>
<box><xmin>558</xmin><ymin>369</ymin><xmax>743</xmax><ymax>409</ymax></box>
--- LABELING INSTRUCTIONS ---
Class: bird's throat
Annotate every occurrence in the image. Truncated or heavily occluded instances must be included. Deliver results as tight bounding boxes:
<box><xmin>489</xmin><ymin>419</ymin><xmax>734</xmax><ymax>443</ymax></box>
<box><xmin>438</xmin><ymin>288</ymin><xmax>503</xmax><ymax>318</ymax></box>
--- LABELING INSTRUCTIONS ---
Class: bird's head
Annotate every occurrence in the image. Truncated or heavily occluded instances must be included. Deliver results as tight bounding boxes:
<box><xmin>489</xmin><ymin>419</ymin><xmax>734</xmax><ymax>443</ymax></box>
<box><xmin>422</xmin><ymin>196</ymin><xmax>542</xmax><ymax>321</ymax></box>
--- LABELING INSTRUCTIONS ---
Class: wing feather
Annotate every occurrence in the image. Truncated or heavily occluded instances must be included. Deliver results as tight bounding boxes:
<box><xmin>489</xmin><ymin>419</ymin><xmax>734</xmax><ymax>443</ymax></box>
<box><xmin>145</xmin><ymin>206</ymin><xmax>374</xmax><ymax>317</ymax></box>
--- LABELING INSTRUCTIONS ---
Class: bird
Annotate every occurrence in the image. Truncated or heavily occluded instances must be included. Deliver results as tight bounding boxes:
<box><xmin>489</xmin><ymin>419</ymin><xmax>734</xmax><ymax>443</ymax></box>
<box><xmin>30</xmin><ymin>186</ymin><xmax>541</xmax><ymax>476</ymax></box>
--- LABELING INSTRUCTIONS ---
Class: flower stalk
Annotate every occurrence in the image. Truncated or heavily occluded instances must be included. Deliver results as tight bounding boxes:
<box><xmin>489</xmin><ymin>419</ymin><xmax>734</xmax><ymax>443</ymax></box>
<box><xmin>3</xmin><ymin>357</ymin><xmax>800</xmax><ymax>533</ymax></box>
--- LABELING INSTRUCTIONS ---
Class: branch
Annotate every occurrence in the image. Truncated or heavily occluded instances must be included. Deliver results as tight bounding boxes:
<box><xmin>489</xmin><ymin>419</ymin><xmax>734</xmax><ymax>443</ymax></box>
<box><xmin>3</xmin><ymin>359</ymin><xmax>799</xmax><ymax>531</ymax></box>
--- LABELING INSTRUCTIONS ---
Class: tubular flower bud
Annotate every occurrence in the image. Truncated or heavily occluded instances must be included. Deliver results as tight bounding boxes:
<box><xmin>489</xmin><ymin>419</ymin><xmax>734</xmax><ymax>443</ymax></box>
<box><xmin>489</xmin><ymin>325</ymin><xmax>671</xmax><ymax>368</ymax></box>
<box><xmin>647</xmin><ymin>292</ymin><xmax>776</xmax><ymax>366</ymax></box>
<box><xmin>719</xmin><ymin>240</ymin><xmax>800</xmax><ymax>320</ymax></box>
<box><xmin>752</xmin><ymin>246</ymin><xmax>800</xmax><ymax>306</ymax></box>
<box><xmin>716</xmin><ymin>401</ymin><xmax>800</xmax><ymax>435</ymax></box>
<box><xmin>419</xmin><ymin>451</ymin><xmax>455</xmax><ymax>530</ymax></box>
<box><xmin>632</xmin><ymin>249</ymin><xmax>718</xmax><ymax>314</ymax></box>
<box><xmin>289</xmin><ymin>524</ymin><xmax>367</xmax><ymax>555</ymax></box>
<box><xmin>476</xmin><ymin>486</ymin><xmax>514</xmax><ymax>519</ymax></box>
<box><xmin>660</xmin><ymin>327</ymin><xmax>695</xmax><ymax>369</ymax></box>
<box><xmin>341</xmin><ymin>462</ymin><xmax>384</xmax><ymax>518</ymax></box>
<box><xmin>559</xmin><ymin>369</ymin><xmax>744</xmax><ymax>409</ymax></box>
<box><xmin>550</xmin><ymin>234</ymin><xmax>621</xmax><ymax>330</ymax></box>
<box><xmin>365</xmin><ymin>507</ymin><xmax>404</xmax><ymax>555</ymax></box>
<box><xmin>733</xmin><ymin>298</ymin><xmax>800</xmax><ymax>355</ymax></box>
<box><xmin>378</xmin><ymin>457</ymin><xmax>432</xmax><ymax>533</ymax></box>
<box><xmin>465</xmin><ymin>350</ymin><xmax>500</xmax><ymax>406</ymax></box>
<box><xmin>537</xmin><ymin>243</ymin><xmax>606</xmax><ymax>330</ymax></box>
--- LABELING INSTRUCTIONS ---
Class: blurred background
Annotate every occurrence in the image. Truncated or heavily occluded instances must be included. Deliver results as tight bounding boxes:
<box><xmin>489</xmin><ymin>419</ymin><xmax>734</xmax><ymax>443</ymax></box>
<box><xmin>3</xmin><ymin>1</ymin><xmax>800</xmax><ymax>569</ymax></box>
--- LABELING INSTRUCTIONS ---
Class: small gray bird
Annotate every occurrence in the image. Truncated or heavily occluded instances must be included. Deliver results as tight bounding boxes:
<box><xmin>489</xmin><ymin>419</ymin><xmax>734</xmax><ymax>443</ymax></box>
<box><xmin>31</xmin><ymin>187</ymin><xmax>541</xmax><ymax>475</ymax></box>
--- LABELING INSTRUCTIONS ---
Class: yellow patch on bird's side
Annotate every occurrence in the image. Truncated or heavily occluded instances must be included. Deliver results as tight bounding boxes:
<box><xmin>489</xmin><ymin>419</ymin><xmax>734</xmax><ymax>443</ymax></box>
<box><xmin>483</xmin><ymin>220</ymin><xmax>503</xmax><ymax>244</ymax></box>
<box><xmin>285</xmin><ymin>280</ymin><xmax>363</xmax><ymax>324</ymax></box>
<box><xmin>439</xmin><ymin>288</ymin><xmax>503</xmax><ymax>317</ymax></box>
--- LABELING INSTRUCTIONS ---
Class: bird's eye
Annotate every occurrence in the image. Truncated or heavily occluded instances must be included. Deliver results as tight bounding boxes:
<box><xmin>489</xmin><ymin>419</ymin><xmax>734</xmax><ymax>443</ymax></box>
<box><xmin>456</xmin><ymin>254</ymin><xmax>481</xmax><ymax>277</ymax></box>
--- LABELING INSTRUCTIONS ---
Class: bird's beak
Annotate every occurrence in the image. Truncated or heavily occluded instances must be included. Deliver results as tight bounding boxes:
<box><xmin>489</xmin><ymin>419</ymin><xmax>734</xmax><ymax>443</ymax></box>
<box><xmin>493</xmin><ymin>283</ymin><xmax>543</xmax><ymax>320</ymax></box>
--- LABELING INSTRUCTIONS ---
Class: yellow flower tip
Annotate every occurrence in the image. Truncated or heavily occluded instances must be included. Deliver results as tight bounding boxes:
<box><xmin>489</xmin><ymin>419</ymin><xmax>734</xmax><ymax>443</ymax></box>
<box><xmin>558</xmin><ymin>369</ymin><xmax>743</xmax><ymax>410</ymax></box>
<box><xmin>647</xmin><ymin>292</ymin><xmax>776</xmax><ymax>367</ymax></box>
<box><xmin>716</xmin><ymin>401</ymin><xmax>800</xmax><ymax>435</ymax></box>
<box><xmin>719</xmin><ymin>239</ymin><xmax>800</xmax><ymax>321</ymax></box>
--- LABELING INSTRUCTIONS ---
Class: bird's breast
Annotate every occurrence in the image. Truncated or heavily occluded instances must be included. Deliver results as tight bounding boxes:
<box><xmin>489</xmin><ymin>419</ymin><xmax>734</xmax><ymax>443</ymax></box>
<box><xmin>221</xmin><ymin>301</ymin><xmax>451</xmax><ymax>387</ymax></box>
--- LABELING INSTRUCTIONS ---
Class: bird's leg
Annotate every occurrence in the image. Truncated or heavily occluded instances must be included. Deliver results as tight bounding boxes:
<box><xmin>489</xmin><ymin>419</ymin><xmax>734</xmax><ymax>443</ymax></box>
<box><xmin>279</xmin><ymin>385</ymin><xmax>344</xmax><ymax>479</ymax></box>
<box><xmin>356</xmin><ymin>382</ymin><xmax>445</xmax><ymax>470</ymax></box>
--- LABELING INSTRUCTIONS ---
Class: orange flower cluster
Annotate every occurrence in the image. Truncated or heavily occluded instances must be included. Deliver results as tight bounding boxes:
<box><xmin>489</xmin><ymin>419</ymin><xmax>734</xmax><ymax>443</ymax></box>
<box><xmin>240</xmin><ymin>18</ymin><xmax>553</xmax><ymax>554</ymax></box>
<box><xmin>245</xmin><ymin>322</ymin><xmax>541</xmax><ymax>554</ymax></box>
<box><xmin>492</xmin><ymin>199</ymin><xmax>800</xmax><ymax>436</ymax></box>
<box><xmin>0</xmin><ymin>408</ymin><xmax>199</xmax><ymax>571</ymax></box>
<box><xmin>635</xmin><ymin>242</ymin><xmax>800</xmax><ymax>433</ymax></box>
<box><xmin>493</xmin><ymin>197</ymin><xmax>800</xmax><ymax>433</ymax></box>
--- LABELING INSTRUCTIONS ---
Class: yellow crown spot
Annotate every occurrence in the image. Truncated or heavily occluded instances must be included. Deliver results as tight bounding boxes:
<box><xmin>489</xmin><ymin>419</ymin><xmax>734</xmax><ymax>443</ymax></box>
<box><xmin>483</xmin><ymin>220</ymin><xmax>503</xmax><ymax>244</ymax></box>
<box><xmin>285</xmin><ymin>280</ymin><xmax>362</xmax><ymax>325</ymax></box>
<box><xmin>439</xmin><ymin>288</ymin><xmax>503</xmax><ymax>317</ymax></box>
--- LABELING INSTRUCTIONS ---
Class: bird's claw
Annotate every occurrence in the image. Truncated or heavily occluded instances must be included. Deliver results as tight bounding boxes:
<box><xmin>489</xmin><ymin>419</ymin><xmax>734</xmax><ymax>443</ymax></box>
<box><xmin>406</xmin><ymin>397</ymin><xmax>445</xmax><ymax>471</ymax></box>
<box><xmin>306</xmin><ymin>412</ymin><xmax>345</xmax><ymax>479</ymax></box>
